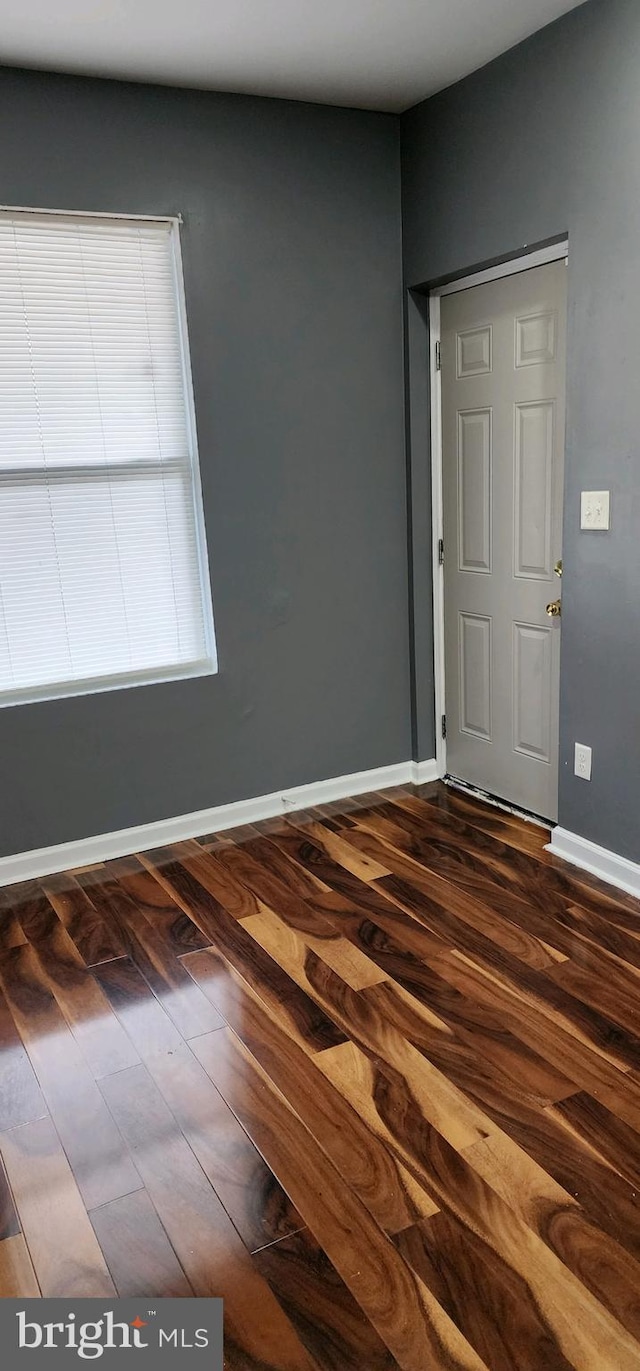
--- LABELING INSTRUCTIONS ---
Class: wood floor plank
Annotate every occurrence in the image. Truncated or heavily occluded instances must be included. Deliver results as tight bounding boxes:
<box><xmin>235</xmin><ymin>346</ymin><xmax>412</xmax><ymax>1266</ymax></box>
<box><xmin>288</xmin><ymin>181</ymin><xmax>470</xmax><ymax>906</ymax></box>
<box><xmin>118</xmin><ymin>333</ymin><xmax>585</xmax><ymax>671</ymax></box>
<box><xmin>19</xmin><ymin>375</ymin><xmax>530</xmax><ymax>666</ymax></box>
<box><xmin>216</xmin><ymin>833</ymin><xmax>392</xmax><ymax>984</ymax></box>
<box><xmin>145</xmin><ymin>1038</ymin><xmax>305</xmax><ymax>1253</ymax></box>
<box><xmin>182</xmin><ymin>844</ymin><xmax>270</xmax><ymax>920</ymax></box>
<box><xmin>75</xmin><ymin>872</ymin><xmax>224</xmax><ymax>1040</ymax></box>
<box><xmin>238</xmin><ymin>909</ymin><xmax>492</xmax><ymax>1151</ymax></box>
<box><xmin>195</xmin><ymin>1025</ymin><xmax>490</xmax><ymax>1371</ymax></box>
<box><xmin>90</xmin><ymin>1190</ymin><xmax>194</xmax><ymax>1297</ymax></box>
<box><xmin>108</xmin><ymin>855</ymin><xmax>210</xmax><ymax>953</ymax></box>
<box><xmin>0</xmin><ymin>1155</ymin><xmax>20</xmax><ymax>1239</ymax></box>
<box><xmin>0</xmin><ymin>943</ymin><xmax>143</xmax><ymax>1209</ymax></box>
<box><xmin>528</xmin><ymin>1100</ymin><xmax>640</xmax><ymax>1262</ymax></box>
<box><xmin>463</xmin><ymin>1131</ymin><xmax>640</xmax><ymax>1346</ymax></box>
<box><xmin>4</xmin><ymin>882</ymin><xmax>61</xmax><ymax>942</ymax></box>
<box><xmin>553</xmin><ymin>863</ymin><xmax>640</xmax><ymax>932</ymax></box>
<box><xmin>561</xmin><ymin>903</ymin><xmax>640</xmax><ymax>974</ymax></box>
<box><xmin>29</xmin><ymin>923</ymin><xmax>139</xmax><ymax>1079</ymax></box>
<box><xmin>403</xmin><ymin>790</ymin><xmax>640</xmax><ymax>931</ymax></box>
<box><xmin>359</xmin><ymin>979</ymin><xmax>575</xmax><ymax>1117</ymax></box>
<box><xmin>254</xmin><ymin>1226</ymin><xmax>401</xmax><ymax>1370</ymax></box>
<box><xmin>313</xmin><ymin>1037</ymin><xmax>640</xmax><ymax>1371</ymax></box>
<box><xmin>364</xmin><ymin>978</ymin><xmax>575</xmax><ymax>1107</ymax></box>
<box><xmin>0</xmin><ymin>893</ymin><xmax>28</xmax><ymax>951</ymax></box>
<box><xmin>311</xmin><ymin>882</ymin><xmax>454</xmax><ymax>968</ymax></box>
<box><xmin>100</xmin><ymin>1064</ymin><xmax>323</xmax><ymax>1371</ymax></box>
<box><xmin>332</xmin><ymin>825</ymin><xmax>563</xmax><ymax>971</ymax></box>
<box><xmin>434</xmin><ymin>950</ymin><xmax>640</xmax><ymax>1125</ymax></box>
<box><xmin>300</xmin><ymin>790</ymin><xmax>382</xmax><ymax>826</ymax></box>
<box><xmin>260</xmin><ymin>823</ymin><xmax>435</xmax><ymax>936</ymax></box>
<box><xmin>225</xmin><ymin>829</ymin><xmax>332</xmax><ymax>905</ymax></box>
<box><xmin>336</xmin><ymin>1048</ymin><xmax>640</xmax><ymax>1344</ymax></box>
<box><xmin>284</xmin><ymin>817</ymin><xmax>392</xmax><ymax>883</ymax></box>
<box><xmin>240</xmin><ymin>883</ymin><xmax>391</xmax><ymax>990</ymax></box>
<box><xmin>544</xmin><ymin>950</ymin><xmax>640</xmax><ymax>1040</ymax></box>
<box><xmin>42</xmin><ymin>872</ymin><xmax>126</xmax><ymax>966</ymax></box>
<box><xmin>0</xmin><ymin>1233</ymin><xmax>40</xmax><ymax>1296</ymax></box>
<box><xmin>0</xmin><ymin>988</ymin><xmax>47</xmax><ymax>1131</ymax></box>
<box><xmin>342</xmin><ymin>825</ymin><xmax>640</xmax><ymax>985</ymax></box>
<box><xmin>396</xmin><ymin>1210</ymin><xmax>575</xmax><ymax>1371</ymax></box>
<box><xmin>145</xmin><ymin>859</ymin><xmax>347</xmax><ymax>1053</ymax></box>
<box><xmin>310</xmin><ymin>893</ymin><xmax>575</xmax><ymax>1103</ymax></box>
<box><xmin>193</xmin><ymin>832</ymin><xmax>392</xmax><ymax>989</ymax></box>
<box><xmin>364</xmin><ymin>874</ymin><xmax>640</xmax><ymax>1078</ymax></box>
<box><xmin>298</xmin><ymin>926</ymin><xmax>389</xmax><ymax>991</ymax></box>
<box><xmin>0</xmin><ymin>1117</ymin><xmax>115</xmax><ymax>1296</ymax></box>
<box><xmin>242</xmin><ymin>849</ymin><xmax>571</xmax><ymax>1136</ymax></box>
<box><xmin>461</xmin><ymin>1130</ymin><xmax>579</xmax><ymax>1223</ymax></box>
<box><xmin>363</xmin><ymin>793</ymin><xmax>640</xmax><ymax>938</ymax></box>
<box><xmin>552</xmin><ymin>1090</ymin><xmax>640</xmax><ymax>1193</ymax></box>
<box><xmin>385</xmin><ymin>836</ymin><xmax>640</xmax><ymax>978</ymax></box>
<box><xmin>373</xmin><ymin>869</ymin><xmax>563</xmax><ymax>980</ymax></box>
<box><xmin>247</xmin><ymin>819</ymin><xmax>341</xmax><ymax>883</ymax></box>
<box><xmin>188</xmin><ymin>981</ymin><xmax>439</xmax><ymax>1237</ymax></box>
<box><xmin>94</xmin><ymin>956</ymin><xmax>184</xmax><ymax>1059</ymax></box>
<box><xmin>351</xmin><ymin>806</ymin><xmax>564</xmax><ymax>936</ymax></box>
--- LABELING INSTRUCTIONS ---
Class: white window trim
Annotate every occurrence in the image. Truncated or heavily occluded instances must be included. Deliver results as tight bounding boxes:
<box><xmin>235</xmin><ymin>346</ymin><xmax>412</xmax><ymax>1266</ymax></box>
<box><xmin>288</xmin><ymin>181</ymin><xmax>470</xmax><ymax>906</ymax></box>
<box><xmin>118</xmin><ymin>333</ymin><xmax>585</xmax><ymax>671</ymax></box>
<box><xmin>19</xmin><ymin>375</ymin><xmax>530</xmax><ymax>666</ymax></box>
<box><xmin>0</xmin><ymin>204</ymin><xmax>183</xmax><ymax>224</ymax></box>
<box><xmin>166</xmin><ymin>211</ymin><xmax>219</xmax><ymax>680</ymax></box>
<box><xmin>0</xmin><ymin>206</ymin><xmax>218</xmax><ymax>709</ymax></box>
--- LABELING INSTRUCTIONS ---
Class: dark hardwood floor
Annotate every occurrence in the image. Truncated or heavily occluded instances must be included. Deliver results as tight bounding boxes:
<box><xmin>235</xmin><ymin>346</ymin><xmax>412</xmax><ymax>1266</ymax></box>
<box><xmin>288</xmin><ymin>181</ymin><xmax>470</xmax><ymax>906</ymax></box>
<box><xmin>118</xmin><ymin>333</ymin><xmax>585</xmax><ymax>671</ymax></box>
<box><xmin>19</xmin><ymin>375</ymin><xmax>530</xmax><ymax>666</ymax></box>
<box><xmin>2</xmin><ymin>781</ymin><xmax>640</xmax><ymax>1368</ymax></box>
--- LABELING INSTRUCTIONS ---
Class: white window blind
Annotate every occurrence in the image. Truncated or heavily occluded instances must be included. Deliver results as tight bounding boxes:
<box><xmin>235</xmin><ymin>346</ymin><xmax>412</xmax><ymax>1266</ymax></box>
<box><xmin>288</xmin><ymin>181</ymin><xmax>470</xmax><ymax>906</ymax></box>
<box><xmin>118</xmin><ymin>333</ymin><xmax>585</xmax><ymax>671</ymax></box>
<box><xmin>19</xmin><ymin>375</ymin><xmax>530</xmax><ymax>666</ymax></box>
<box><xmin>0</xmin><ymin>208</ymin><xmax>216</xmax><ymax>707</ymax></box>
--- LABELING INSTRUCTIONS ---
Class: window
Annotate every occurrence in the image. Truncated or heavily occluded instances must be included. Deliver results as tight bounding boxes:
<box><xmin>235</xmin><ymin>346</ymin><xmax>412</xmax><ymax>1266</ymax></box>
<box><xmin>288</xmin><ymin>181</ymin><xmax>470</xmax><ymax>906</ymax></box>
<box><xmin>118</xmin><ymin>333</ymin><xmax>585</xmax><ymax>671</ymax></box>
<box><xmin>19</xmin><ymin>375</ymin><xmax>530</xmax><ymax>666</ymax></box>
<box><xmin>0</xmin><ymin>208</ymin><xmax>216</xmax><ymax>707</ymax></box>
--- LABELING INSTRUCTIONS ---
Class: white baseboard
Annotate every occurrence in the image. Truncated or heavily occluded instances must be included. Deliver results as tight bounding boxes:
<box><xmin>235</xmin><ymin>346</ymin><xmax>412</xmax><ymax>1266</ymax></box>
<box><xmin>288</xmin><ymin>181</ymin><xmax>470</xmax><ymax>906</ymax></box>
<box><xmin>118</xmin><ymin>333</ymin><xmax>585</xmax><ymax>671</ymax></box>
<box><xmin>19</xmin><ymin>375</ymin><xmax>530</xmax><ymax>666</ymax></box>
<box><xmin>409</xmin><ymin>759</ymin><xmax>439</xmax><ymax>786</ymax></box>
<box><xmin>547</xmin><ymin>827</ymin><xmax>640</xmax><ymax>902</ymax></box>
<box><xmin>0</xmin><ymin>757</ymin><xmax>439</xmax><ymax>889</ymax></box>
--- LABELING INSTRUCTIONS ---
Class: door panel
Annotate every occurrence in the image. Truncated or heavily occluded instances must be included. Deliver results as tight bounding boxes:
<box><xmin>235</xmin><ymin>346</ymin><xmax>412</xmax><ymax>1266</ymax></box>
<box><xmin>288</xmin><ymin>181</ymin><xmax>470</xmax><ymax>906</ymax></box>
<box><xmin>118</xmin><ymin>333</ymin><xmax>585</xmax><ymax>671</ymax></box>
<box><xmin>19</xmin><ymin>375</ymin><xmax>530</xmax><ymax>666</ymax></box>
<box><xmin>512</xmin><ymin>622</ymin><xmax>553</xmax><ymax>762</ymax></box>
<box><xmin>457</xmin><ymin>325</ymin><xmax>492</xmax><ymax>376</ymax></box>
<box><xmin>441</xmin><ymin>260</ymin><xmax>567</xmax><ymax>821</ymax></box>
<box><xmin>459</xmin><ymin>613</ymin><xmax>492</xmax><ymax>741</ymax></box>
<box><xmin>458</xmin><ymin>410</ymin><xmax>492</xmax><ymax>573</ymax></box>
<box><xmin>514</xmin><ymin>401</ymin><xmax>554</xmax><ymax>579</ymax></box>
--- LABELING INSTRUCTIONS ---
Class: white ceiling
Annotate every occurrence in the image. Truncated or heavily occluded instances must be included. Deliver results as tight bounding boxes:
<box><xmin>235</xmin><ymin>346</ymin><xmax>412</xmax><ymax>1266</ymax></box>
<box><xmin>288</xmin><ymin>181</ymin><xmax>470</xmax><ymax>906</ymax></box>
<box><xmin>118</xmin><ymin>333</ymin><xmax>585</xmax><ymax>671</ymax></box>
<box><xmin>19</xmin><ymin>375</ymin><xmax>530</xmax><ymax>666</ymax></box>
<box><xmin>0</xmin><ymin>0</ymin><xmax>585</xmax><ymax>112</ymax></box>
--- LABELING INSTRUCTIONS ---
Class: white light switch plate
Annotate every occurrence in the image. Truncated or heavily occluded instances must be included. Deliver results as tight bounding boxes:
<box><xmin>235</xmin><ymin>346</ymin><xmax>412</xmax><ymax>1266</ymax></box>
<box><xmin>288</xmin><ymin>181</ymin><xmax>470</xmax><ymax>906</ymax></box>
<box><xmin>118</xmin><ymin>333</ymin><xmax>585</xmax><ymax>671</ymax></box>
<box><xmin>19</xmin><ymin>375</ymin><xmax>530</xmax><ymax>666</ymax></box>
<box><xmin>581</xmin><ymin>490</ymin><xmax>610</xmax><ymax>530</ymax></box>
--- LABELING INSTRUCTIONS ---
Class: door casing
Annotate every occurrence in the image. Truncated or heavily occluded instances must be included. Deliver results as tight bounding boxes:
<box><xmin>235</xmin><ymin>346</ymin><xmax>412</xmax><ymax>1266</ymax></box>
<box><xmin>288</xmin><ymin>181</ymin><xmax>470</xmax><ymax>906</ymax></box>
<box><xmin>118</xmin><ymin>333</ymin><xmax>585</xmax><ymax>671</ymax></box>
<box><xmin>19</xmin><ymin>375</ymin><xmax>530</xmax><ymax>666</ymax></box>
<box><xmin>428</xmin><ymin>239</ymin><xmax>569</xmax><ymax>802</ymax></box>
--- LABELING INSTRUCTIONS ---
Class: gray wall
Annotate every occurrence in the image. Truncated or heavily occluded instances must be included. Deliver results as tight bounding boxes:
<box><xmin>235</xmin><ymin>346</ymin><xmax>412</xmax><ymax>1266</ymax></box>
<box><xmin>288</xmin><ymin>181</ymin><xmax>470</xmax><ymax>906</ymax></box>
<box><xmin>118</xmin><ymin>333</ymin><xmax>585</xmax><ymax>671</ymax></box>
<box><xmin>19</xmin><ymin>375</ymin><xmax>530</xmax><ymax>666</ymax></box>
<box><xmin>0</xmin><ymin>66</ymin><xmax>409</xmax><ymax>855</ymax></box>
<box><xmin>401</xmin><ymin>0</ymin><xmax>640</xmax><ymax>862</ymax></box>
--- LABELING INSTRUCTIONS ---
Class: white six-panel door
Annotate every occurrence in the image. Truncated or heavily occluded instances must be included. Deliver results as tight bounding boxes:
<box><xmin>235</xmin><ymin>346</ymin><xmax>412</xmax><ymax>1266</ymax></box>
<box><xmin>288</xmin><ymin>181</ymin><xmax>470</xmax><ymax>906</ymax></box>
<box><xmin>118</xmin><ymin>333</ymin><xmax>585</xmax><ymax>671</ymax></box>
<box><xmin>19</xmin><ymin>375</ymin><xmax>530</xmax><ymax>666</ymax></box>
<box><xmin>441</xmin><ymin>261</ymin><xmax>567</xmax><ymax>821</ymax></box>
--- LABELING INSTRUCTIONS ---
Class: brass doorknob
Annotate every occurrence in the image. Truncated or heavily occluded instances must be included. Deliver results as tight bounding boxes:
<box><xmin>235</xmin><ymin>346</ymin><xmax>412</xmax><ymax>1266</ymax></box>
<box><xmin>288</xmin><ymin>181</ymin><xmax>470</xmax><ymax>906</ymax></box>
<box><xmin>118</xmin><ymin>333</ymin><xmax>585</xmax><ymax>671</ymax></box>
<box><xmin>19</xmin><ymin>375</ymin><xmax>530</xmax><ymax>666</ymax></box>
<box><xmin>546</xmin><ymin>599</ymin><xmax>562</xmax><ymax>618</ymax></box>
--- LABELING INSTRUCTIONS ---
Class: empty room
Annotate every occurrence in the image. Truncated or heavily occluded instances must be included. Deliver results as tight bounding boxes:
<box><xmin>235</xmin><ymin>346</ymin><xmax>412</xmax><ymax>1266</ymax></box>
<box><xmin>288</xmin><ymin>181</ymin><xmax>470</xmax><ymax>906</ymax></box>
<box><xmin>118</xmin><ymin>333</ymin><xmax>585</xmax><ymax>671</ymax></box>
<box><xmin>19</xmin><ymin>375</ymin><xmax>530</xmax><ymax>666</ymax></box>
<box><xmin>0</xmin><ymin>0</ymin><xmax>639</xmax><ymax>1367</ymax></box>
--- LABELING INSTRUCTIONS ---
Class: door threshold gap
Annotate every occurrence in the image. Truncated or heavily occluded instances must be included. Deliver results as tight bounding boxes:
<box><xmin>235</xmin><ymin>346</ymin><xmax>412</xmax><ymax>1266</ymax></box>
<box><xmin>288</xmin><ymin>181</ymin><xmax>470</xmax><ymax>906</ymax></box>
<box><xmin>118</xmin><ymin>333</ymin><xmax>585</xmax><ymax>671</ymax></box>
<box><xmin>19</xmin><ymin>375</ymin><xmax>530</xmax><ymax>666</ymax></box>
<box><xmin>443</xmin><ymin>775</ymin><xmax>552</xmax><ymax>831</ymax></box>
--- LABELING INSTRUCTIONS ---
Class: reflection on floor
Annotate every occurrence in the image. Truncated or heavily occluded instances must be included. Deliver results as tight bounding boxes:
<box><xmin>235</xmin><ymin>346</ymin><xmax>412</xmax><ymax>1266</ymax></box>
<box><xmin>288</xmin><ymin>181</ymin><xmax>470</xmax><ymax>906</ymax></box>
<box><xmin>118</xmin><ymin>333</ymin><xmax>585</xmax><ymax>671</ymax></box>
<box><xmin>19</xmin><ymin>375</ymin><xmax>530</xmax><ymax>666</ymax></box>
<box><xmin>1</xmin><ymin>781</ymin><xmax>640</xmax><ymax>1369</ymax></box>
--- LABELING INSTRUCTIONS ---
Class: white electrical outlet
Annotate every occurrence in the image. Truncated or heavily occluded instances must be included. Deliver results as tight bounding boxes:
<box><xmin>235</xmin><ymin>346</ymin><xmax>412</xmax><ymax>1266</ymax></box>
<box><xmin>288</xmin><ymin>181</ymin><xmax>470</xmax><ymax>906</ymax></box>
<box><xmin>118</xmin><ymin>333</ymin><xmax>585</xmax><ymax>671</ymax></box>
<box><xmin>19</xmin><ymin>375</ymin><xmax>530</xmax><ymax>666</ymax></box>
<box><xmin>574</xmin><ymin>743</ymin><xmax>592</xmax><ymax>780</ymax></box>
<box><xmin>581</xmin><ymin>490</ymin><xmax>610</xmax><ymax>530</ymax></box>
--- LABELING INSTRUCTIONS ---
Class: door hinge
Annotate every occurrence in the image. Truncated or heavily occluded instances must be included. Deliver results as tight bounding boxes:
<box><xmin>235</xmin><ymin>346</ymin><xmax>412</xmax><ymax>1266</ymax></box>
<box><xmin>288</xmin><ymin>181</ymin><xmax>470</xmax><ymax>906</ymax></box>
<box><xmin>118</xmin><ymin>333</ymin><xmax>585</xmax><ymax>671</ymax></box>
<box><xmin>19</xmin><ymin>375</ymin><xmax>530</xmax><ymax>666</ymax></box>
<box><xmin>441</xmin><ymin>714</ymin><xmax>447</xmax><ymax>740</ymax></box>
<box><xmin>438</xmin><ymin>538</ymin><xmax>444</xmax><ymax>566</ymax></box>
<box><xmin>435</xmin><ymin>340</ymin><xmax>442</xmax><ymax>371</ymax></box>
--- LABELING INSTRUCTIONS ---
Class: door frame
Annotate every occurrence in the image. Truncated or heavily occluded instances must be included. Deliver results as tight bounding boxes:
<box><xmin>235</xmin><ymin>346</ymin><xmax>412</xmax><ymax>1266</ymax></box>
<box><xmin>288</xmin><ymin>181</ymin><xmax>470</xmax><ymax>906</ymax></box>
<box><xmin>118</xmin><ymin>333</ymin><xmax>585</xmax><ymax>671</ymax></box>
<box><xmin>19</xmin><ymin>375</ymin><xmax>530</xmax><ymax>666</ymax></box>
<box><xmin>429</xmin><ymin>238</ymin><xmax>569</xmax><ymax>784</ymax></box>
